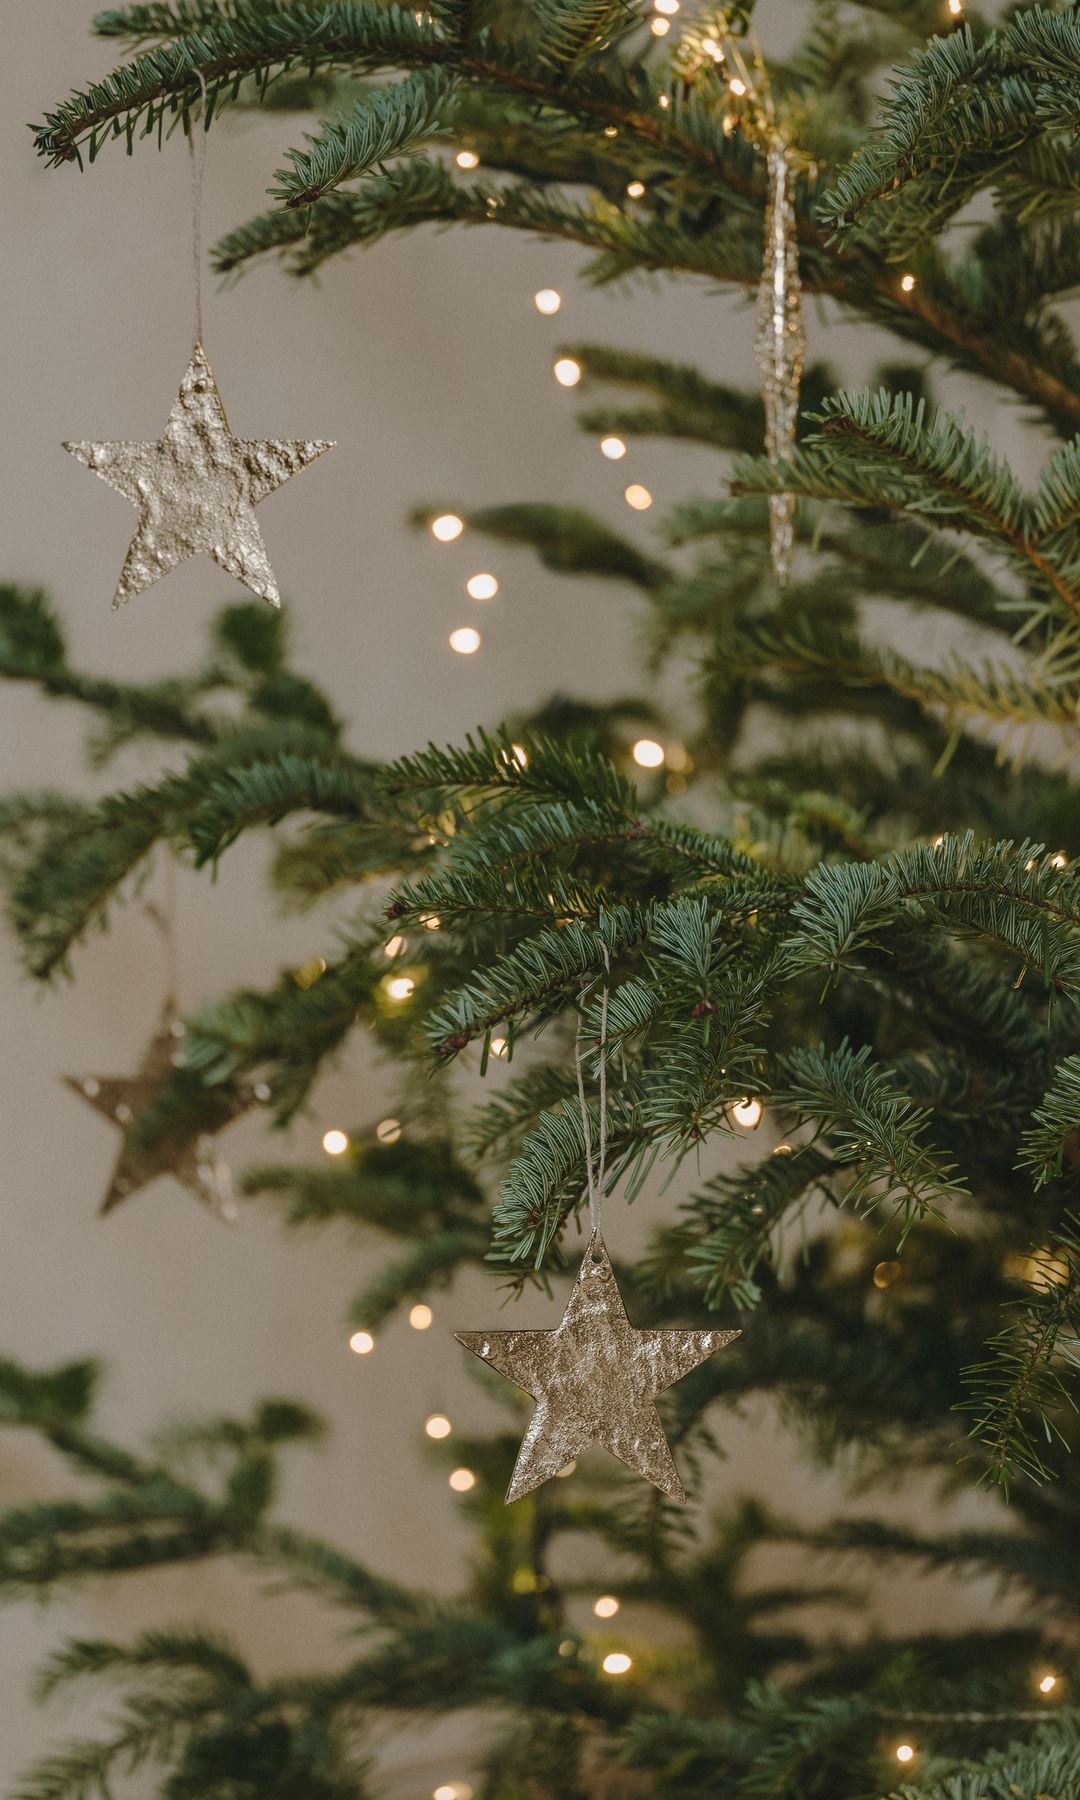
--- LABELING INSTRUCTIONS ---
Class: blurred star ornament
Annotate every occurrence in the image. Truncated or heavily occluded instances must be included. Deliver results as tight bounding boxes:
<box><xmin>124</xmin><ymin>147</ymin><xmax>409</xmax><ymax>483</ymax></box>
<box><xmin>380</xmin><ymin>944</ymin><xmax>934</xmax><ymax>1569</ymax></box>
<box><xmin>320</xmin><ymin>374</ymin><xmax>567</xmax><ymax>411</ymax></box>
<box><xmin>65</xmin><ymin>999</ymin><xmax>240</xmax><ymax>1218</ymax></box>
<box><xmin>457</xmin><ymin>1231</ymin><xmax>739</xmax><ymax>1502</ymax></box>
<box><xmin>755</xmin><ymin>141</ymin><xmax>805</xmax><ymax>585</ymax></box>
<box><xmin>65</xmin><ymin>342</ymin><xmax>334</xmax><ymax>610</ymax></box>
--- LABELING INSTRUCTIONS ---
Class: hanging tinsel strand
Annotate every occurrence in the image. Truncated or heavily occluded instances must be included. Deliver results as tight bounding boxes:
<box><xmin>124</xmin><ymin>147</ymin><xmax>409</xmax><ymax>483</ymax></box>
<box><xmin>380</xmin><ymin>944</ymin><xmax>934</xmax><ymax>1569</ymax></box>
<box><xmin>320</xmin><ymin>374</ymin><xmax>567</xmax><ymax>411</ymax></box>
<box><xmin>755</xmin><ymin>141</ymin><xmax>806</xmax><ymax>586</ymax></box>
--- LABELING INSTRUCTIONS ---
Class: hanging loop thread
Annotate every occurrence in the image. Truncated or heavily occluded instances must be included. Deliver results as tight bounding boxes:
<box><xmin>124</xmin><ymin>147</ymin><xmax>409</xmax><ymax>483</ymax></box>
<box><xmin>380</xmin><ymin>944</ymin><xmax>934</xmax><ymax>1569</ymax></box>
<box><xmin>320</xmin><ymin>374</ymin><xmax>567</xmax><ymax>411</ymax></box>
<box><xmin>574</xmin><ymin>938</ymin><xmax>611</xmax><ymax>1236</ymax></box>
<box><xmin>186</xmin><ymin>71</ymin><xmax>210</xmax><ymax>347</ymax></box>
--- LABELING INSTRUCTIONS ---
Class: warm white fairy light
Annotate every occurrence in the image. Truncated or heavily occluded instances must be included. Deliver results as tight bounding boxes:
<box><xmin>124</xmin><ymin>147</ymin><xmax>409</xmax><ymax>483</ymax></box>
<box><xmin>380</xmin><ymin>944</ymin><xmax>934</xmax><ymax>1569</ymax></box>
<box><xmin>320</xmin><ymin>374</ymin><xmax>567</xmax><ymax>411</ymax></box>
<box><xmin>422</xmin><ymin>913</ymin><xmax>442</xmax><ymax>930</ymax></box>
<box><xmin>604</xmin><ymin>124</ymin><xmax>618</xmax><ymax>137</ymax></box>
<box><xmin>376</xmin><ymin>1118</ymin><xmax>402</xmax><ymax>1143</ymax></box>
<box><xmin>658</xmin><ymin>94</ymin><xmax>670</xmax><ymax>108</ymax></box>
<box><xmin>932</xmin><ymin>833</ymin><xmax>945</xmax><ymax>848</ymax></box>
<box><xmin>431</xmin><ymin>513</ymin><xmax>463</xmax><ymax>541</ymax></box>
<box><xmin>948</xmin><ymin>0</ymin><xmax>962</xmax><ymax>13</ymax></box>
<box><xmin>732</xmin><ymin>1096</ymin><xmax>763</xmax><ymax>1129</ymax></box>
<box><xmin>384</xmin><ymin>934</ymin><xmax>406</xmax><ymax>958</ymax></box>
<box><xmin>384</xmin><ymin>975</ymin><xmax>416</xmax><ymax>1002</ymax></box>
<box><xmin>702</xmin><ymin>36</ymin><xmax>723</xmax><ymax>61</ymax></box>
<box><xmin>433</xmin><ymin>1786</ymin><xmax>473</xmax><ymax>1800</ymax></box>
<box><xmin>449</xmin><ymin>627</ymin><xmax>481</xmax><ymax>655</ymax></box>
<box><xmin>626</xmin><ymin>179</ymin><xmax>646</xmax><ymax>199</ymax></box>
<box><xmin>593</xmin><ymin>1595</ymin><xmax>620</xmax><ymax>1618</ymax></box>
<box><xmin>409</xmin><ymin>1303</ymin><xmax>434</xmax><ymax>1330</ymax></box>
<box><xmin>654</xmin><ymin>0</ymin><xmax>679</xmax><ymax>12</ymax></box>
<box><xmin>650</xmin><ymin>16</ymin><xmax>670</xmax><ymax>33</ymax></box>
<box><xmin>425</xmin><ymin>1413</ymin><xmax>453</xmax><ymax>1439</ymax></box>
<box><xmin>1039</xmin><ymin>1673</ymin><xmax>1059</xmax><ymax>1694</ymax></box>
<box><xmin>602</xmin><ymin>1652</ymin><xmax>632</xmax><ymax>1675</ymax></box>
<box><xmin>449</xmin><ymin>1467</ymin><xmax>477</xmax><ymax>1491</ymax></box>
<box><xmin>455</xmin><ymin>149</ymin><xmax>479</xmax><ymax>169</ymax></box>
<box><xmin>534</xmin><ymin>288</ymin><xmax>562</xmax><ymax>315</ymax></box>
<box><xmin>467</xmin><ymin>572</ymin><xmax>499</xmax><ymax>599</ymax></box>
<box><xmin>491</xmin><ymin>1037</ymin><xmax>509</xmax><ymax>1057</ymax></box>
<box><xmin>625</xmin><ymin>483</ymin><xmax>653</xmax><ymax>510</ymax></box>
<box><xmin>632</xmin><ymin>738</ymin><xmax>665</xmax><ymax>769</ymax></box>
<box><xmin>729</xmin><ymin>76</ymin><xmax>747</xmax><ymax>96</ymax></box>
<box><xmin>601</xmin><ymin>435</ymin><xmax>627</xmax><ymax>460</ymax></box>
<box><xmin>322</xmin><ymin>1129</ymin><xmax>349</xmax><ymax>1156</ymax></box>
<box><xmin>349</xmin><ymin>1329</ymin><xmax>375</xmax><ymax>1355</ymax></box>
<box><xmin>554</xmin><ymin>357</ymin><xmax>582</xmax><ymax>387</ymax></box>
<box><xmin>895</xmin><ymin>1744</ymin><xmax>915</xmax><ymax>1765</ymax></box>
<box><xmin>1050</xmin><ymin>851</ymin><xmax>1069</xmax><ymax>869</ymax></box>
<box><xmin>511</xmin><ymin>743</ymin><xmax>528</xmax><ymax>767</ymax></box>
<box><xmin>900</xmin><ymin>273</ymin><xmax>917</xmax><ymax>293</ymax></box>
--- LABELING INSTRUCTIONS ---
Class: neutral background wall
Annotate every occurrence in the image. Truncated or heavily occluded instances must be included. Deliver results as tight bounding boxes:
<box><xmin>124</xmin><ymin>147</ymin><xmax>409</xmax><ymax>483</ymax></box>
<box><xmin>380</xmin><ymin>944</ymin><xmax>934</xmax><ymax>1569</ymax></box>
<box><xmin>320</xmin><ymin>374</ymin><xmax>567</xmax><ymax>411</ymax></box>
<box><xmin>0</xmin><ymin>7</ymin><xmax>1028</xmax><ymax>1794</ymax></box>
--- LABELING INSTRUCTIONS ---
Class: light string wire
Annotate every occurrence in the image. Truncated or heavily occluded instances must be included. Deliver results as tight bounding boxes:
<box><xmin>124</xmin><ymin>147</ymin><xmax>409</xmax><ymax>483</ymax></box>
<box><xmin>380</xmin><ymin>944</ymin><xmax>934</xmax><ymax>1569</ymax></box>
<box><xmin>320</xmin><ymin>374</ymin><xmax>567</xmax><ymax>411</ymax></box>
<box><xmin>574</xmin><ymin>939</ymin><xmax>611</xmax><ymax>1236</ymax></box>
<box><xmin>187</xmin><ymin>71</ymin><xmax>210</xmax><ymax>348</ymax></box>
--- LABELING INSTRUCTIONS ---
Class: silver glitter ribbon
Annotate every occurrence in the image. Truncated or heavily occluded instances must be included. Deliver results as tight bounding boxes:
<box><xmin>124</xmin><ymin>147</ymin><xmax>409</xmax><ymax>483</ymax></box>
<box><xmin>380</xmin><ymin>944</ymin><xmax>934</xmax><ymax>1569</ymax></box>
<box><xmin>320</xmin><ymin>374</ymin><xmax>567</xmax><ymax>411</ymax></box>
<box><xmin>755</xmin><ymin>142</ymin><xmax>806</xmax><ymax>586</ymax></box>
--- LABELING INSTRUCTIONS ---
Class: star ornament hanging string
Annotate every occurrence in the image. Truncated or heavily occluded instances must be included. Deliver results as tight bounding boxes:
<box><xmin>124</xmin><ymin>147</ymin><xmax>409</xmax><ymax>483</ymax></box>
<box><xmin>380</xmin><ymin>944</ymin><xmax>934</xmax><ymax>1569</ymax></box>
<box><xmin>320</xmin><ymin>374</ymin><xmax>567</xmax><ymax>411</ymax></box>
<box><xmin>456</xmin><ymin>954</ymin><xmax>740</xmax><ymax>1503</ymax></box>
<box><xmin>64</xmin><ymin>86</ymin><xmax>334</xmax><ymax>610</ymax></box>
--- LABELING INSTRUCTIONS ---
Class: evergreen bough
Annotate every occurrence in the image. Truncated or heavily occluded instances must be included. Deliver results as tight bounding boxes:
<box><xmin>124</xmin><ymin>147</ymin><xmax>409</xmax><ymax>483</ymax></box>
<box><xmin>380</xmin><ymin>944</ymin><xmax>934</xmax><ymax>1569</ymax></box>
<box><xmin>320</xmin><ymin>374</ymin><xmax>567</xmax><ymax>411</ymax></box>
<box><xmin>5</xmin><ymin>1</ymin><xmax>1080</xmax><ymax>1792</ymax></box>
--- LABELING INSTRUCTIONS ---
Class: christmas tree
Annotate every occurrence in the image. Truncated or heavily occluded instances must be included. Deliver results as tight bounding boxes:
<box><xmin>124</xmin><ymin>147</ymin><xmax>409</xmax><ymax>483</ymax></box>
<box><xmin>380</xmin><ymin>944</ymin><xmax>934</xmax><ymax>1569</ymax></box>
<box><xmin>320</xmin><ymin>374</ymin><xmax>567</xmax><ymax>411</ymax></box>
<box><xmin>4</xmin><ymin>1</ymin><xmax>1080</xmax><ymax>1793</ymax></box>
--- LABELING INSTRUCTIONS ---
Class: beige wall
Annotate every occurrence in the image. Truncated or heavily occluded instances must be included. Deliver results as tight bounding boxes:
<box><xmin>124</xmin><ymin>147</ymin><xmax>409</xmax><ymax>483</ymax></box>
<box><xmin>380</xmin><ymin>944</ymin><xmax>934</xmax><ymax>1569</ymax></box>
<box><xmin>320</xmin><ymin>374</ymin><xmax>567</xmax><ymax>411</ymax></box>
<box><xmin>0</xmin><ymin>7</ymin><xmax>1020</xmax><ymax>1793</ymax></box>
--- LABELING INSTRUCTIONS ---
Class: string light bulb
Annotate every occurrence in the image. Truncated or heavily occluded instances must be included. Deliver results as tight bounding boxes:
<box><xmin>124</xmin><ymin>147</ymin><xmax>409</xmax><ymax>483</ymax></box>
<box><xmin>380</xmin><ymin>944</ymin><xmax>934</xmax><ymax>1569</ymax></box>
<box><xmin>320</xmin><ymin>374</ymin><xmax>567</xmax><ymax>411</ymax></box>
<box><xmin>322</xmin><ymin>1129</ymin><xmax>349</xmax><ymax>1156</ymax></box>
<box><xmin>1039</xmin><ymin>1673</ymin><xmax>1058</xmax><ymax>1694</ymax></box>
<box><xmin>534</xmin><ymin>288</ymin><xmax>562</xmax><ymax>315</ymax></box>
<box><xmin>729</xmin><ymin>76</ymin><xmax>747</xmax><ymax>96</ymax></box>
<box><xmin>658</xmin><ymin>93</ymin><xmax>670</xmax><ymax>108</ymax></box>
<box><xmin>650</xmin><ymin>16</ymin><xmax>670</xmax><ymax>33</ymax></box>
<box><xmin>409</xmin><ymin>1303</ymin><xmax>434</xmax><ymax>1330</ymax></box>
<box><xmin>553</xmin><ymin>357</ymin><xmax>582</xmax><ymax>387</ymax></box>
<box><xmin>702</xmin><ymin>36</ymin><xmax>723</xmax><ymax>61</ymax></box>
<box><xmin>732</xmin><ymin>1096</ymin><xmax>763</xmax><ymax>1129</ymax></box>
<box><xmin>433</xmin><ymin>1787</ymin><xmax>473</xmax><ymax>1800</ymax></box>
<box><xmin>431</xmin><ymin>513</ymin><xmax>463</xmax><ymax>542</ymax></box>
<box><xmin>384</xmin><ymin>935</ymin><xmax>405</xmax><ymax>958</ymax></box>
<box><xmin>626</xmin><ymin>179</ymin><xmax>646</xmax><ymax>199</ymax></box>
<box><xmin>948</xmin><ymin>0</ymin><xmax>962</xmax><ymax>12</ymax></box>
<box><xmin>654</xmin><ymin>0</ymin><xmax>679</xmax><ymax>12</ymax></box>
<box><xmin>900</xmin><ymin>272</ymin><xmax>917</xmax><ymax>293</ymax></box>
<box><xmin>624</xmin><ymin>483</ymin><xmax>652</xmax><ymax>510</ymax></box>
<box><xmin>1050</xmin><ymin>851</ymin><xmax>1069</xmax><ymax>869</ymax></box>
<box><xmin>449</xmin><ymin>627</ymin><xmax>481</xmax><ymax>655</ymax></box>
<box><xmin>632</xmin><ymin>738</ymin><xmax>665</xmax><ymax>769</ymax></box>
<box><xmin>491</xmin><ymin>1037</ymin><xmax>509</xmax><ymax>1057</ymax></box>
<box><xmin>376</xmin><ymin>1118</ymin><xmax>402</xmax><ymax>1143</ymax></box>
<box><xmin>895</xmin><ymin>1745</ymin><xmax>915</xmax><ymax>1765</ymax></box>
<box><xmin>425</xmin><ymin>1413</ymin><xmax>452</xmax><ymax>1439</ymax></box>
<box><xmin>511</xmin><ymin>743</ymin><xmax>528</xmax><ymax>767</ymax></box>
<box><xmin>349</xmin><ymin>1329</ymin><xmax>375</xmax><ymax>1355</ymax></box>
<box><xmin>455</xmin><ymin>149</ymin><xmax>479</xmax><ymax>169</ymax></box>
<box><xmin>600</xmin><ymin>435</ymin><xmax>627</xmax><ymax>459</ymax></box>
<box><xmin>466</xmin><ymin>572</ymin><xmax>498</xmax><ymax>600</ymax></box>
<box><xmin>593</xmin><ymin>1595</ymin><xmax>620</xmax><ymax>1618</ymax></box>
<box><xmin>449</xmin><ymin>1467</ymin><xmax>476</xmax><ymax>1491</ymax></box>
<box><xmin>602</xmin><ymin>1652</ymin><xmax>632</xmax><ymax>1675</ymax></box>
<box><xmin>384</xmin><ymin>975</ymin><xmax>416</xmax><ymax>1001</ymax></box>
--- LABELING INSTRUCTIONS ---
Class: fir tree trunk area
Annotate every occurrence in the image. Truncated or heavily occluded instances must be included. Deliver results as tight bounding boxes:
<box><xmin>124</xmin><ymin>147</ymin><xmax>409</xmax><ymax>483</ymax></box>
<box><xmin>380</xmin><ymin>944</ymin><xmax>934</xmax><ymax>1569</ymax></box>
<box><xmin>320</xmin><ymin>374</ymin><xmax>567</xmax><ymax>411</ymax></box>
<box><xmin>3</xmin><ymin>2</ymin><xmax>1080</xmax><ymax>1796</ymax></box>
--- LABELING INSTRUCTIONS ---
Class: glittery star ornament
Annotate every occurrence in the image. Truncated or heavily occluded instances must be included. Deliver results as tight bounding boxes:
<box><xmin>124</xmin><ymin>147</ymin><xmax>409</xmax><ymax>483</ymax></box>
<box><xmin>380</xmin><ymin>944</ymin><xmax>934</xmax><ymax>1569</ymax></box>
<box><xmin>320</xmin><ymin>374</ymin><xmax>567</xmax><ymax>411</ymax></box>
<box><xmin>65</xmin><ymin>1000</ymin><xmax>239</xmax><ymax>1218</ymax></box>
<box><xmin>456</xmin><ymin>1231</ymin><xmax>739</xmax><ymax>1502</ymax></box>
<box><xmin>754</xmin><ymin>142</ymin><xmax>806</xmax><ymax>586</ymax></box>
<box><xmin>65</xmin><ymin>342</ymin><xmax>334</xmax><ymax>609</ymax></box>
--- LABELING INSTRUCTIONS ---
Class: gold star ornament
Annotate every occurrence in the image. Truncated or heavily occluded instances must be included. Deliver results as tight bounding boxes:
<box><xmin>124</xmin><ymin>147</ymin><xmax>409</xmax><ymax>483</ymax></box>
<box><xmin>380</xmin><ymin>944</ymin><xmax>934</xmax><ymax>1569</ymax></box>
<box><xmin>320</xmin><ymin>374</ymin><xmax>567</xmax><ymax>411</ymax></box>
<box><xmin>65</xmin><ymin>342</ymin><xmax>334</xmax><ymax>609</ymax></box>
<box><xmin>65</xmin><ymin>1000</ymin><xmax>244</xmax><ymax>1218</ymax></box>
<box><xmin>456</xmin><ymin>1231</ymin><xmax>739</xmax><ymax>1503</ymax></box>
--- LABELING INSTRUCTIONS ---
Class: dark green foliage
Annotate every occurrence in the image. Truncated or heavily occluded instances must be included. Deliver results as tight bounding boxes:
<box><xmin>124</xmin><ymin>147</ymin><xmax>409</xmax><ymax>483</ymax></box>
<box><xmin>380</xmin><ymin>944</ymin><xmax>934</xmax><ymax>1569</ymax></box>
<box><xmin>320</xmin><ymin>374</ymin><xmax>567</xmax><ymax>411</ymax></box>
<box><xmin>11</xmin><ymin>0</ymin><xmax>1080</xmax><ymax>1793</ymax></box>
